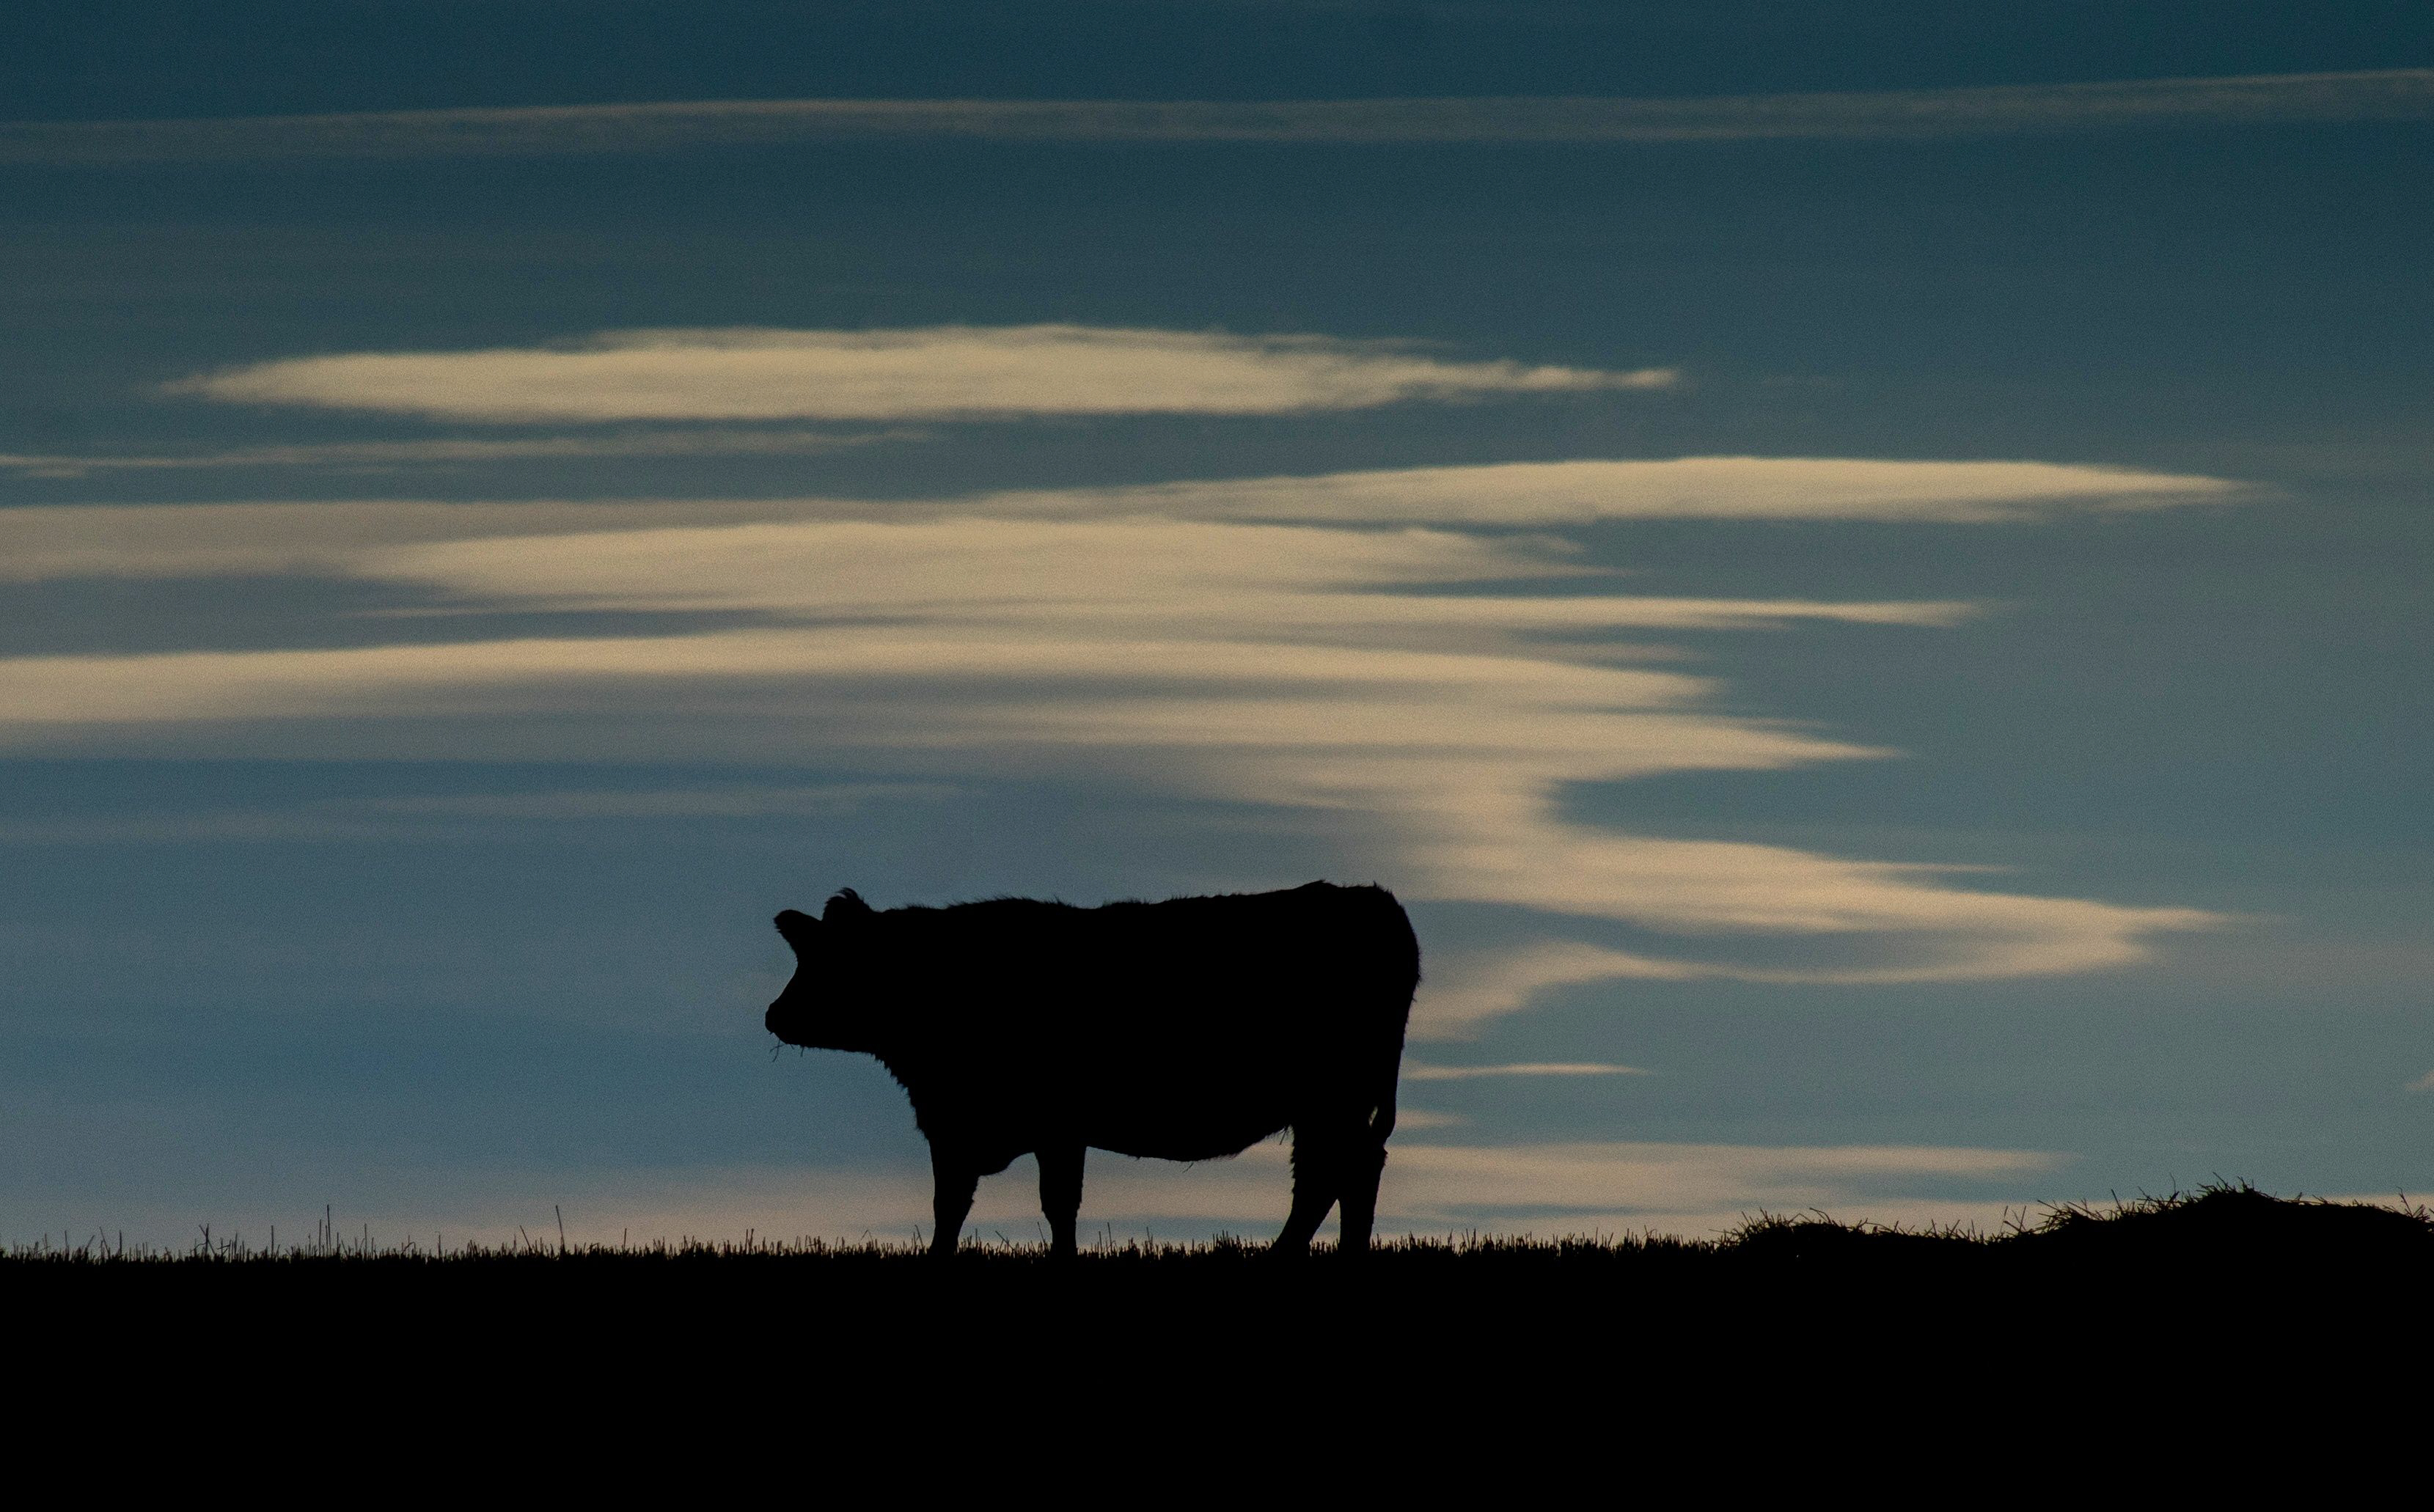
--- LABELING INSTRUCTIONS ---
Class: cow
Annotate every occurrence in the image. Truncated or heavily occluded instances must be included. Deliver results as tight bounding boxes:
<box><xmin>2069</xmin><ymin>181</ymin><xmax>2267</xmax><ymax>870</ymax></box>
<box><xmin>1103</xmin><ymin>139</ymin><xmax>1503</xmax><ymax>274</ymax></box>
<box><xmin>764</xmin><ymin>881</ymin><xmax>1421</xmax><ymax>1258</ymax></box>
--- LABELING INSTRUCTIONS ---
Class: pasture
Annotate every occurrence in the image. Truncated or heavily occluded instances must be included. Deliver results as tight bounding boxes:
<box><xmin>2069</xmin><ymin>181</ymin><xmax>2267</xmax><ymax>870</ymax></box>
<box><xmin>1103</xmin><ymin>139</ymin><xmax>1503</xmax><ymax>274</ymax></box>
<box><xmin>13</xmin><ymin>1183</ymin><xmax>2413</xmax><ymax>1453</ymax></box>
<box><xmin>17</xmin><ymin>1184</ymin><xmax>2422</xmax><ymax>1331</ymax></box>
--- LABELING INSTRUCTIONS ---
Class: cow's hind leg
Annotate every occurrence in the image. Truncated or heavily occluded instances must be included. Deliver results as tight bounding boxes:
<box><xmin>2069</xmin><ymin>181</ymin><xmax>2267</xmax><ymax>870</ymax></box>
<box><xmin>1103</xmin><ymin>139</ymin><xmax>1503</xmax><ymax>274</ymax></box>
<box><xmin>928</xmin><ymin>1154</ymin><xmax>978</xmax><ymax>1259</ymax></box>
<box><xmin>1272</xmin><ymin>1131</ymin><xmax>1343</xmax><ymax>1255</ymax></box>
<box><xmin>1336</xmin><ymin>1138</ymin><xmax>1388</xmax><ymax>1255</ymax></box>
<box><xmin>1038</xmin><ymin>1142</ymin><xmax>1084</xmax><ymax>1260</ymax></box>
<box><xmin>1337</xmin><ymin>1087</ymin><xmax>1396</xmax><ymax>1255</ymax></box>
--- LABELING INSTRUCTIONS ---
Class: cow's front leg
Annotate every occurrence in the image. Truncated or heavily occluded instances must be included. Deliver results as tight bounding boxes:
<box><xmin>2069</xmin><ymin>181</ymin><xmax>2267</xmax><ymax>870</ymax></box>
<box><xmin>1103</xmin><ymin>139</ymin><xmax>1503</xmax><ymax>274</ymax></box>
<box><xmin>1037</xmin><ymin>1142</ymin><xmax>1085</xmax><ymax>1260</ymax></box>
<box><xmin>928</xmin><ymin>1153</ymin><xmax>978</xmax><ymax>1259</ymax></box>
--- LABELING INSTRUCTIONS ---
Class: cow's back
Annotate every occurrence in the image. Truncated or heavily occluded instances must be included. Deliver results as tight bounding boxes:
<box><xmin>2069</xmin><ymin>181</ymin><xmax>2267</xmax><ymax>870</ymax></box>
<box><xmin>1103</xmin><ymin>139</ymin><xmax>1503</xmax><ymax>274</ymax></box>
<box><xmin>1060</xmin><ymin>882</ymin><xmax>1415</xmax><ymax>1158</ymax></box>
<box><xmin>881</xmin><ymin>882</ymin><xmax>1418</xmax><ymax>1164</ymax></box>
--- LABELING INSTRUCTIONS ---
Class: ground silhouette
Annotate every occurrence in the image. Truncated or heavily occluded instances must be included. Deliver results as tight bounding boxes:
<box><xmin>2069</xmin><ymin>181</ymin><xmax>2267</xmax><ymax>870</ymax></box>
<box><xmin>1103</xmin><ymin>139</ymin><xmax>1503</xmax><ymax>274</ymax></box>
<box><xmin>17</xmin><ymin>1189</ymin><xmax>2417</xmax><ymax>1475</ymax></box>
<box><xmin>763</xmin><ymin>881</ymin><xmax>1421</xmax><ymax>1257</ymax></box>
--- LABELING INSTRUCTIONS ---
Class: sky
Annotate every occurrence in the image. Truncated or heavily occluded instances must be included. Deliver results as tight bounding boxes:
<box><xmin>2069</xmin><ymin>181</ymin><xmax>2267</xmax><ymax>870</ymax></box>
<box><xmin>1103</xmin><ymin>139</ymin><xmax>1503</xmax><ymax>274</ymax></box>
<box><xmin>5</xmin><ymin>3</ymin><xmax>2430</xmax><ymax>1248</ymax></box>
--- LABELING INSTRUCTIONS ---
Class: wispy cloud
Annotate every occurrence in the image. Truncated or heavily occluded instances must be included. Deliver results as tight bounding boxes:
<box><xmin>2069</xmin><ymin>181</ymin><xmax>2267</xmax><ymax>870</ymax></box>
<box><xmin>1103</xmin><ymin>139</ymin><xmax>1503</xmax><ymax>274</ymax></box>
<box><xmin>8</xmin><ymin>70</ymin><xmax>2429</xmax><ymax>163</ymax></box>
<box><xmin>0</xmin><ymin>451</ymin><xmax>2232</xmax><ymax>584</ymax></box>
<box><xmin>122</xmin><ymin>1140</ymin><xmax>2062</xmax><ymax>1248</ymax></box>
<box><xmin>0</xmin><ymin>428</ymin><xmax>904</xmax><ymax>477</ymax></box>
<box><xmin>1374</xmin><ymin>1140</ymin><xmax>2063</xmax><ymax>1226</ymax></box>
<box><xmin>984</xmin><ymin>456</ymin><xmax>2240</xmax><ymax>524</ymax></box>
<box><xmin>169</xmin><ymin>326</ymin><xmax>1672</xmax><ymax>424</ymax></box>
<box><xmin>0</xmin><ymin>784</ymin><xmax>947</xmax><ymax>844</ymax></box>
<box><xmin>0</xmin><ymin>481</ymin><xmax>2226</xmax><ymax>1015</ymax></box>
<box><xmin>2410</xmin><ymin>1071</ymin><xmax>2434</xmax><ymax>1093</ymax></box>
<box><xmin>357</xmin><ymin>782</ymin><xmax>954</xmax><ymax>821</ymax></box>
<box><xmin>1403</xmin><ymin>1062</ymin><xmax>1646</xmax><ymax>1079</ymax></box>
<box><xmin>1415</xmin><ymin>939</ymin><xmax>1712</xmax><ymax>1030</ymax></box>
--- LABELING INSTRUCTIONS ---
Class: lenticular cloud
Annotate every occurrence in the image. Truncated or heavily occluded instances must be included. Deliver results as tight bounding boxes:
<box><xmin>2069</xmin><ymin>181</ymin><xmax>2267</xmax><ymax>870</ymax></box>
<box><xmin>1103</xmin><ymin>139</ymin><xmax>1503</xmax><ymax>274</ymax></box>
<box><xmin>170</xmin><ymin>325</ymin><xmax>1675</xmax><ymax>423</ymax></box>
<box><xmin>0</xmin><ymin>490</ymin><xmax>2223</xmax><ymax>1019</ymax></box>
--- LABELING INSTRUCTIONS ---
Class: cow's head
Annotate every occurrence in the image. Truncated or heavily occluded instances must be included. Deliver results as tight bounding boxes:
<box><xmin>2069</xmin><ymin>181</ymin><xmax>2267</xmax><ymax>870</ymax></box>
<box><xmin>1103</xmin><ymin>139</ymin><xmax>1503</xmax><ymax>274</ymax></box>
<box><xmin>765</xmin><ymin>889</ymin><xmax>879</xmax><ymax>1050</ymax></box>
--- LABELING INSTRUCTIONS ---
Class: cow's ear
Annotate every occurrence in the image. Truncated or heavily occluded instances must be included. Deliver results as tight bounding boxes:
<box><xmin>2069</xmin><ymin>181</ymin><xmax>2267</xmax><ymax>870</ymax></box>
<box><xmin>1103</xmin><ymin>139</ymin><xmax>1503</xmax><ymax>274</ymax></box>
<box><xmin>774</xmin><ymin>909</ymin><xmax>819</xmax><ymax>951</ymax></box>
<box><xmin>823</xmin><ymin>888</ymin><xmax>873</xmax><ymax>923</ymax></box>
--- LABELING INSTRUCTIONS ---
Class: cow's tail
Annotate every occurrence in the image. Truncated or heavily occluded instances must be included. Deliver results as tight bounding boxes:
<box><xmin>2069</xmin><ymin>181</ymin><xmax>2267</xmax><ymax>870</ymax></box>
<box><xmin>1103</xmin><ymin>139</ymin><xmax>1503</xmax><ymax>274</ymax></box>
<box><xmin>1340</xmin><ymin>909</ymin><xmax>1415</xmax><ymax>1253</ymax></box>
<box><xmin>1371</xmin><ymin>975</ymin><xmax>1412</xmax><ymax>1145</ymax></box>
<box><xmin>1371</xmin><ymin>886</ymin><xmax>1421</xmax><ymax>1145</ymax></box>
<box><xmin>1364</xmin><ymin>1057</ymin><xmax>1401</xmax><ymax>1145</ymax></box>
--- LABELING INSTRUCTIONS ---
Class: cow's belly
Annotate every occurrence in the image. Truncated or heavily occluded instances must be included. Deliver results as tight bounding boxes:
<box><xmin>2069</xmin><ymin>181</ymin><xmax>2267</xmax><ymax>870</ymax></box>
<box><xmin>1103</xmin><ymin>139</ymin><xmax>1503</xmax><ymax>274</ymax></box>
<box><xmin>940</xmin><ymin>1024</ymin><xmax>1382</xmax><ymax>1162</ymax></box>
<box><xmin>1071</xmin><ymin>1080</ymin><xmax>1294</xmax><ymax>1163</ymax></box>
<box><xmin>1087</xmin><ymin>1115</ymin><xmax>1289</xmax><ymax>1164</ymax></box>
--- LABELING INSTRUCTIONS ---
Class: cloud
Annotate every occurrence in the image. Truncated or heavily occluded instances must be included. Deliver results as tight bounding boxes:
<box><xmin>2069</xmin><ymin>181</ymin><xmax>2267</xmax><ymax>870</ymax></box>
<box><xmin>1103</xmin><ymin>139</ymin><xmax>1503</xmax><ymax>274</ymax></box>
<box><xmin>0</xmin><ymin>428</ymin><xmax>905</xmax><ymax>477</ymax></box>
<box><xmin>1410</xmin><ymin>817</ymin><xmax>2218</xmax><ymax>988</ymax></box>
<box><xmin>992</xmin><ymin>1136</ymin><xmax>2067</xmax><ymax>1239</ymax></box>
<box><xmin>169</xmin><ymin>326</ymin><xmax>1671</xmax><ymax>424</ymax></box>
<box><xmin>1417</xmin><ymin>939</ymin><xmax>1712</xmax><ymax>1030</ymax></box>
<box><xmin>1402</xmin><ymin>1062</ymin><xmax>1646</xmax><ymax>1079</ymax></box>
<box><xmin>2410</xmin><ymin>1071</ymin><xmax>2434</xmax><ymax>1093</ymax></box>
<box><xmin>0</xmin><ymin>784</ymin><xmax>951</xmax><ymax>844</ymax></box>
<box><xmin>356</xmin><ymin>782</ymin><xmax>955</xmax><ymax>821</ymax></box>
<box><xmin>112</xmin><ymin>1140</ymin><xmax>2058</xmax><ymax>1248</ymax></box>
<box><xmin>1374</xmin><ymin>1139</ymin><xmax>2062</xmax><ymax>1225</ymax></box>
<box><xmin>0</xmin><ymin>496</ymin><xmax>2224</xmax><ymax>1010</ymax></box>
<box><xmin>0</xmin><ymin>499</ymin><xmax>834</xmax><ymax>582</ymax></box>
<box><xmin>0</xmin><ymin>450</ymin><xmax>2234</xmax><ymax>584</ymax></box>
<box><xmin>997</xmin><ymin>456</ymin><xmax>2240</xmax><ymax>524</ymax></box>
<box><xmin>8</xmin><ymin>70</ymin><xmax>2429</xmax><ymax>163</ymax></box>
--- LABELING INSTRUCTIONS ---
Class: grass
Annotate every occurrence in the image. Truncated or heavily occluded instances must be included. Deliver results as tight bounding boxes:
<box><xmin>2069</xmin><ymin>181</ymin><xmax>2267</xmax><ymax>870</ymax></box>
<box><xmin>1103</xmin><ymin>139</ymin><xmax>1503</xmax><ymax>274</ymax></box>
<box><xmin>12</xmin><ymin>1181</ymin><xmax>2425</xmax><ymax>1272</ymax></box>
<box><xmin>8</xmin><ymin>1184</ymin><xmax>2419</xmax><ymax>1430</ymax></box>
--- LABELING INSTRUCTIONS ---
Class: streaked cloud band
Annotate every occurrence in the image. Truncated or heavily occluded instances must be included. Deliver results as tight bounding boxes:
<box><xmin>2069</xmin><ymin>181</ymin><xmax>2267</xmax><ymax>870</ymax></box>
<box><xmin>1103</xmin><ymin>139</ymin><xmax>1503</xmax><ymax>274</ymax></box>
<box><xmin>0</xmin><ymin>490</ymin><xmax>2228</xmax><ymax>1010</ymax></box>
<box><xmin>0</xmin><ymin>445</ymin><xmax>2237</xmax><ymax>587</ymax></box>
<box><xmin>986</xmin><ymin>456</ymin><xmax>2239</xmax><ymax>524</ymax></box>
<box><xmin>0</xmin><ymin>427</ymin><xmax>903</xmax><ymax>478</ymax></box>
<box><xmin>1404</xmin><ymin>1062</ymin><xmax>1646</xmax><ymax>1080</ymax></box>
<box><xmin>7</xmin><ymin>70</ymin><xmax>2429</xmax><ymax>163</ymax></box>
<box><xmin>172</xmin><ymin>326</ymin><xmax>1669</xmax><ymax>423</ymax></box>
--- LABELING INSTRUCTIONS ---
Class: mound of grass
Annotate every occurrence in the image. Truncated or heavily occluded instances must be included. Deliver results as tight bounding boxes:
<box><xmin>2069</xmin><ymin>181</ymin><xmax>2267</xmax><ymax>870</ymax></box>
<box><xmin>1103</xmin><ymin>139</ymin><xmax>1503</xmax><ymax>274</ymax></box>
<box><xmin>1724</xmin><ymin>1181</ymin><xmax>2432</xmax><ymax>1274</ymax></box>
<box><xmin>2028</xmin><ymin>1181</ymin><xmax>2430</xmax><ymax>1253</ymax></box>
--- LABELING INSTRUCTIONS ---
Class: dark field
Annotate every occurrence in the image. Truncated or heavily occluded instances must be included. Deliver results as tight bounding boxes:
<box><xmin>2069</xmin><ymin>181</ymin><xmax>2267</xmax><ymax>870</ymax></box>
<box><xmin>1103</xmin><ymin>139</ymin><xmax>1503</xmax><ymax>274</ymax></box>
<box><xmin>15</xmin><ymin>1184</ymin><xmax>2424</xmax><ymax>1329</ymax></box>
<box><xmin>10</xmin><ymin>1185</ymin><xmax>2418</xmax><ymax>1456</ymax></box>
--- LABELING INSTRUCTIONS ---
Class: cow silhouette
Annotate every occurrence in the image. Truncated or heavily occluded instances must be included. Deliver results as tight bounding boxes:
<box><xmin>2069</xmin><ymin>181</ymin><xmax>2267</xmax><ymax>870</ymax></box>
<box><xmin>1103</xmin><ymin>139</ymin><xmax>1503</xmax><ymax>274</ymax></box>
<box><xmin>765</xmin><ymin>881</ymin><xmax>1420</xmax><ymax>1257</ymax></box>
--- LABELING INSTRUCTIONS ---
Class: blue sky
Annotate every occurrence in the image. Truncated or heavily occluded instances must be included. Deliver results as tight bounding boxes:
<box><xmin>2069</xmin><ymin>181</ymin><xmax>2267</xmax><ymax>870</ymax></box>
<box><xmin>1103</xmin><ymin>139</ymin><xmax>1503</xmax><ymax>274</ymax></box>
<box><xmin>4</xmin><ymin>4</ymin><xmax>2430</xmax><ymax>1246</ymax></box>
